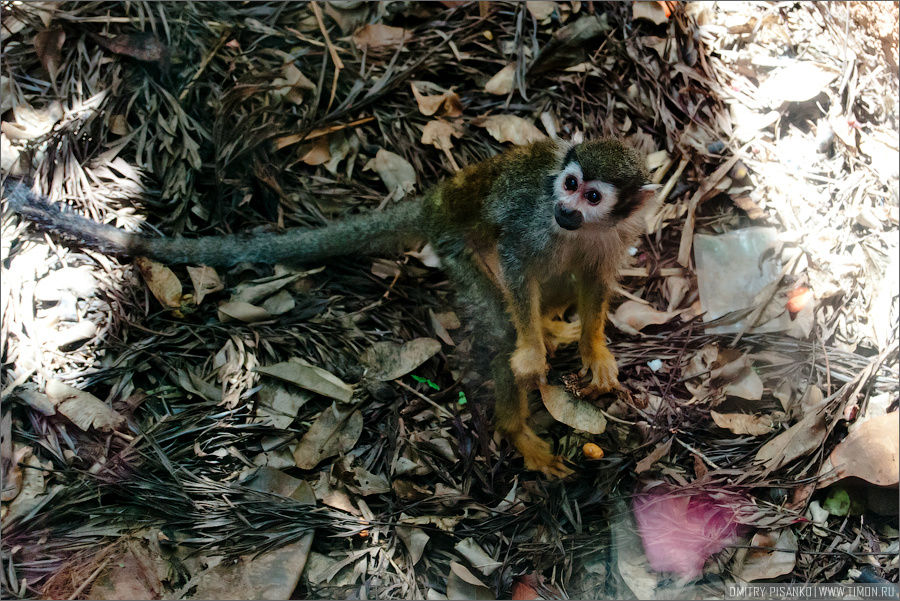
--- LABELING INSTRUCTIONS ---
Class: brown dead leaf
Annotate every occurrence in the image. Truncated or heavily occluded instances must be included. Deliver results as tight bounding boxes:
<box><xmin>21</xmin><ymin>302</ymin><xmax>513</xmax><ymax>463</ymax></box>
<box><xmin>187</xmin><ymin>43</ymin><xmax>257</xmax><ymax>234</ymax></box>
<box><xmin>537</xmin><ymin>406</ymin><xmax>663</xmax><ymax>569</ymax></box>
<box><xmin>293</xmin><ymin>404</ymin><xmax>363</xmax><ymax>469</ymax></box>
<box><xmin>410</xmin><ymin>83</ymin><xmax>463</xmax><ymax>117</ymax></box>
<box><xmin>817</xmin><ymin>412</ymin><xmax>899</xmax><ymax>488</ymax></box>
<box><xmin>710</xmin><ymin>410</ymin><xmax>774</xmax><ymax>436</ymax></box>
<box><xmin>135</xmin><ymin>257</ymin><xmax>182</xmax><ymax>308</ymax></box>
<box><xmin>421</xmin><ymin>119</ymin><xmax>464</xmax><ymax>151</ymax></box>
<box><xmin>635</xmin><ymin>437</ymin><xmax>673</xmax><ymax>473</ymax></box>
<box><xmin>473</xmin><ymin>115</ymin><xmax>546</xmax><ymax>146</ymax></box>
<box><xmin>45</xmin><ymin>380</ymin><xmax>125</xmax><ymax>432</ymax></box>
<box><xmin>608</xmin><ymin>300</ymin><xmax>679</xmax><ymax>335</ymax></box>
<box><xmin>92</xmin><ymin>32</ymin><xmax>168</xmax><ymax>63</ymax></box>
<box><xmin>217</xmin><ymin>300</ymin><xmax>272</xmax><ymax>323</ymax></box>
<box><xmin>632</xmin><ymin>1</ymin><xmax>668</xmax><ymax>24</ymax></box>
<box><xmin>733</xmin><ymin>529</ymin><xmax>797</xmax><ymax>581</ymax></box>
<box><xmin>526</xmin><ymin>1</ymin><xmax>556</xmax><ymax>20</ymax></box>
<box><xmin>362</xmin><ymin>338</ymin><xmax>442</xmax><ymax>381</ymax></box>
<box><xmin>755</xmin><ymin>410</ymin><xmax>827</xmax><ymax>472</ymax></box>
<box><xmin>539</xmin><ymin>383</ymin><xmax>607</xmax><ymax>434</ymax></box>
<box><xmin>257</xmin><ymin>358</ymin><xmax>354</xmax><ymax>403</ymax></box>
<box><xmin>301</xmin><ymin>136</ymin><xmax>331</xmax><ymax>165</ymax></box>
<box><xmin>363</xmin><ymin>148</ymin><xmax>416</xmax><ymax>201</ymax></box>
<box><xmin>33</xmin><ymin>29</ymin><xmax>65</xmax><ymax>85</ymax></box>
<box><xmin>352</xmin><ymin>23</ymin><xmax>411</xmax><ymax>51</ymax></box>
<box><xmin>484</xmin><ymin>63</ymin><xmax>516</xmax><ymax>95</ymax></box>
<box><xmin>186</xmin><ymin>266</ymin><xmax>223</xmax><ymax>305</ymax></box>
<box><xmin>447</xmin><ymin>561</ymin><xmax>495</xmax><ymax>600</ymax></box>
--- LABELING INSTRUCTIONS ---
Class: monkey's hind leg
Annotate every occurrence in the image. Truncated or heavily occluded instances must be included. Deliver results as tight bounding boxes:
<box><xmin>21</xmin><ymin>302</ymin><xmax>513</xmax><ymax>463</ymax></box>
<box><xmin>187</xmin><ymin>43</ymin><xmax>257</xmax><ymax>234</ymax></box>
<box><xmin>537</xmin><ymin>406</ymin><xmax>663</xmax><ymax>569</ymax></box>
<box><xmin>541</xmin><ymin>312</ymin><xmax>580</xmax><ymax>355</ymax></box>
<box><xmin>492</xmin><ymin>354</ymin><xmax>573</xmax><ymax>478</ymax></box>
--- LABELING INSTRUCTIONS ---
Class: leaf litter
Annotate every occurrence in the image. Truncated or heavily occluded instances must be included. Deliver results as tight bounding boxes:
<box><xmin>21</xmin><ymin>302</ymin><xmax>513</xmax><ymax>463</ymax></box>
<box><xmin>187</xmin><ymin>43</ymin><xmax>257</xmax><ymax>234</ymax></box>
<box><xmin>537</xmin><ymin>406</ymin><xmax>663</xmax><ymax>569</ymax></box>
<box><xmin>0</xmin><ymin>1</ymin><xmax>897</xmax><ymax>599</ymax></box>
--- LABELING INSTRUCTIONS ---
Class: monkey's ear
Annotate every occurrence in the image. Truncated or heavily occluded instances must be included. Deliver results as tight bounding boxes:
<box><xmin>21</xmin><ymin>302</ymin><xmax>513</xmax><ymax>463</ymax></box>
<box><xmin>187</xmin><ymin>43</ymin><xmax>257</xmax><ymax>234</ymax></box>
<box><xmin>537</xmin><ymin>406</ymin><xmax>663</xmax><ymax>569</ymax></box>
<box><xmin>637</xmin><ymin>183</ymin><xmax>661</xmax><ymax>204</ymax></box>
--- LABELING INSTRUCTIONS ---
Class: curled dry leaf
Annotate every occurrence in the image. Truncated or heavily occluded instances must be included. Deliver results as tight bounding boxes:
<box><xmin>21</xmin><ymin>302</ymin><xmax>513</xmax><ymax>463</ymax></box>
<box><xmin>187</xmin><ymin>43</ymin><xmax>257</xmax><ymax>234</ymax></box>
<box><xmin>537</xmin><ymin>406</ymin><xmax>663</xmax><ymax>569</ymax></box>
<box><xmin>363</xmin><ymin>148</ymin><xmax>416</xmax><ymax>201</ymax></box>
<box><xmin>271</xmin><ymin>62</ymin><xmax>316</xmax><ymax>105</ymax></box>
<box><xmin>45</xmin><ymin>380</ymin><xmax>125</xmax><ymax>432</ymax></box>
<box><xmin>352</xmin><ymin>23</ymin><xmax>411</xmax><ymax>51</ymax></box>
<box><xmin>632</xmin><ymin>0</ymin><xmax>669</xmax><ymax>24</ymax></box>
<box><xmin>754</xmin><ymin>410</ymin><xmax>827</xmax><ymax>472</ymax></box>
<box><xmin>710</xmin><ymin>410</ymin><xmax>774</xmax><ymax>436</ymax></box>
<box><xmin>396</xmin><ymin>520</ymin><xmax>430</xmax><ymax>565</ymax></box>
<box><xmin>261</xmin><ymin>290</ymin><xmax>295</xmax><ymax>315</ymax></box>
<box><xmin>608</xmin><ymin>300</ymin><xmax>679</xmax><ymax>335</ymax></box>
<box><xmin>91</xmin><ymin>32</ymin><xmax>168</xmax><ymax>64</ymax></box>
<box><xmin>186</xmin><ymin>265</ymin><xmax>223</xmax><ymax>305</ymax></box>
<box><xmin>447</xmin><ymin>561</ymin><xmax>496</xmax><ymax>601</ymax></box>
<box><xmin>351</xmin><ymin>465</ymin><xmax>391</xmax><ymax>495</ymax></box>
<box><xmin>421</xmin><ymin>119</ymin><xmax>464</xmax><ymax>151</ymax></box>
<box><xmin>538</xmin><ymin>383</ymin><xmax>607</xmax><ymax>434</ymax></box>
<box><xmin>217</xmin><ymin>300</ymin><xmax>271</xmax><ymax>323</ymax></box>
<box><xmin>300</xmin><ymin>136</ymin><xmax>331</xmax><ymax>165</ymax></box>
<box><xmin>454</xmin><ymin>538</ymin><xmax>502</xmax><ymax>576</ymax></box>
<box><xmin>484</xmin><ymin>63</ymin><xmax>516</xmax><ymax>95</ymax></box>
<box><xmin>473</xmin><ymin>115</ymin><xmax>546</xmax><ymax>146</ymax></box>
<box><xmin>135</xmin><ymin>256</ymin><xmax>182</xmax><ymax>308</ymax></box>
<box><xmin>33</xmin><ymin>28</ymin><xmax>65</xmax><ymax>85</ymax></box>
<box><xmin>817</xmin><ymin>412</ymin><xmax>899</xmax><ymax>488</ymax></box>
<box><xmin>363</xmin><ymin>338</ymin><xmax>442</xmax><ymax>381</ymax></box>
<box><xmin>734</xmin><ymin>528</ymin><xmax>797</xmax><ymax>581</ymax></box>
<box><xmin>257</xmin><ymin>358</ymin><xmax>354</xmax><ymax>402</ymax></box>
<box><xmin>526</xmin><ymin>1</ymin><xmax>556</xmax><ymax>20</ymax></box>
<box><xmin>411</xmin><ymin>83</ymin><xmax>463</xmax><ymax>117</ymax></box>
<box><xmin>710</xmin><ymin>354</ymin><xmax>764</xmax><ymax>400</ymax></box>
<box><xmin>757</xmin><ymin>61</ymin><xmax>839</xmax><ymax>105</ymax></box>
<box><xmin>293</xmin><ymin>404</ymin><xmax>363</xmax><ymax>469</ymax></box>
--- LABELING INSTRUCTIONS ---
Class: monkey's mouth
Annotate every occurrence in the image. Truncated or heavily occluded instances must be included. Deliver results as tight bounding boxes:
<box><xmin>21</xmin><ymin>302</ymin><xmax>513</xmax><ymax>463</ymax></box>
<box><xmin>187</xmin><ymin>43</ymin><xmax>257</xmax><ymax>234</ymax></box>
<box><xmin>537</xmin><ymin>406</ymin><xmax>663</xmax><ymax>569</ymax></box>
<box><xmin>554</xmin><ymin>204</ymin><xmax>583</xmax><ymax>230</ymax></box>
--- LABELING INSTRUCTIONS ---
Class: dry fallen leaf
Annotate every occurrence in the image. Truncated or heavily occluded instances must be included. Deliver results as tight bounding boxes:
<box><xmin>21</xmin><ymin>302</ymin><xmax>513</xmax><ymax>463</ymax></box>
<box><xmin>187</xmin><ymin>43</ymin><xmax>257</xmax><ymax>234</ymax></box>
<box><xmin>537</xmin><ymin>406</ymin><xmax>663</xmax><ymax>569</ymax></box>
<box><xmin>293</xmin><ymin>404</ymin><xmax>363</xmax><ymax>469</ymax></box>
<box><xmin>421</xmin><ymin>119</ymin><xmax>464</xmax><ymax>151</ymax></box>
<box><xmin>363</xmin><ymin>148</ymin><xmax>416</xmax><ymax>201</ymax></box>
<box><xmin>45</xmin><ymin>380</ymin><xmax>125</xmax><ymax>432</ymax></box>
<box><xmin>758</xmin><ymin>61</ymin><xmax>839</xmax><ymax>105</ymax></box>
<box><xmin>91</xmin><ymin>32</ymin><xmax>169</xmax><ymax>64</ymax></box>
<box><xmin>526</xmin><ymin>1</ymin><xmax>556</xmax><ymax>20</ymax></box>
<box><xmin>817</xmin><ymin>412</ymin><xmax>899</xmax><ymax>488</ymax></box>
<box><xmin>474</xmin><ymin>114</ymin><xmax>546</xmax><ymax>146</ymax></box>
<box><xmin>710</xmin><ymin>410</ymin><xmax>774</xmax><ymax>436</ymax></box>
<box><xmin>396</xmin><ymin>523</ymin><xmax>430</xmax><ymax>566</ymax></box>
<box><xmin>733</xmin><ymin>528</ymin><xmax>797</xmax><ymax>581</ymax></box>
<box><xmin>135</xmin><ymin>256</ymin><xmax>182</xmax><ymax>308</ymax></box>
<box><xmin>363</xmin><ymin>338</ymin><xmax>442</xmax><ymax>381</ymax></box>
<box><xmin>632</xmin><ymin>1</ymin><xmax>668</xmax><ymax>24</ymax></box>
<box><xmin>186</xmin><ymin>265</ymin><xmax>223</xmax><ymax>305</ymax></box>
<box><xmin>454</xmin><ymin>538</ymin><xmax>502</xmax><ymax>576</ymax></box>
<box><xmin>257</xmin><ymin>358</ymin><xmax>354</xmax><ymax>403</ymax></box>
<box><xmin>635</xmin><ymin>437</ymin><xmax>673</xmax><ymax>473</ymax></box>
<box><xmin>447</xmin><ymin>561</ymin><xmax>496</xmax><ymax>601</ymax></box>
<box><xmin>754</xmin><ymin>410</ymin><xmax>827</xmax><ymax>472</ymax></box>
<box><xmin>410</xmin><ymin>82</ymin><xmax>463</xmax><ymax>117</ymax></box>
<box><xmin>33</xmin><ymin>28</ymin><xmax>65</xmax><ymax>85</ymax></box>
<box><xmin>217</xmin><ymin>300</ymin><xmax>272</xmax><ymax>323</ymax></box>
<box><xmin>608</xmin><ymin>300</ymin><xmax>679</xmax><ymax>335</ymax></box>
<box><xmin>539</xmin><ymin>383</ymin><xmax>607</xmax><ymax>434</ymax></box>
<box><xmin>483</xmin><ymin>63</ymin><xmax>516</xmax><ymax>95</ymax></box>
<box><xmin>300</xmin><ymin>136</ymin><xmax>331</xmax><ymax>165</ymax></box>
<box><xmin>352</xmin><ymin>23</ymin><xmax>411</xmax><ymax>51</ymax></box>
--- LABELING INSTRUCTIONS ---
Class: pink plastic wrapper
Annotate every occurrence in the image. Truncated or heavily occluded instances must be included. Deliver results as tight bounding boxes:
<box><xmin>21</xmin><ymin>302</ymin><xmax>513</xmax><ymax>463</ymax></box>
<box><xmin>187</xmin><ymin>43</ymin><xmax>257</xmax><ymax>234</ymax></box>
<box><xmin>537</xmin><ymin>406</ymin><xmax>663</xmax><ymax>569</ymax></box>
<box><xmin>632</xmin><ymin>488</ymin><xmax>747</xmax><ymax>579</ymax></box>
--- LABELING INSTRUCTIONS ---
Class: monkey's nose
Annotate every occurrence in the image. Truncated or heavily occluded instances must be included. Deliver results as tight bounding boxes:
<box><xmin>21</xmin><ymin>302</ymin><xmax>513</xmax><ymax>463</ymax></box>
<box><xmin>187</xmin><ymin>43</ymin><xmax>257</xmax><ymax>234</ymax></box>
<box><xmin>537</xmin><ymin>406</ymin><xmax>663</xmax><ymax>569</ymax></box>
<box><xmin>554</xmin><ymin>204</ymin><xmax>583</xmax><ymax>230</ymax></box>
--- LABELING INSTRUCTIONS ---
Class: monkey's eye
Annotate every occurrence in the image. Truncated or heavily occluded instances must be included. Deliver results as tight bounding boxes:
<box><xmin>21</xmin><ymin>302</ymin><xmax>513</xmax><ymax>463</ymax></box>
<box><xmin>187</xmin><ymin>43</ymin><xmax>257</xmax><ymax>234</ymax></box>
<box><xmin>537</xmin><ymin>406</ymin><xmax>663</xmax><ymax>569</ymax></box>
<box><xmin>564</xmin><ymin>175</ymin><xmax>578</xmax><ymax>191</ymax></box>
<box><xmin>585</xmin><ymin>190</ymin><xmax>601</xmax><ymax>205</ymax></box>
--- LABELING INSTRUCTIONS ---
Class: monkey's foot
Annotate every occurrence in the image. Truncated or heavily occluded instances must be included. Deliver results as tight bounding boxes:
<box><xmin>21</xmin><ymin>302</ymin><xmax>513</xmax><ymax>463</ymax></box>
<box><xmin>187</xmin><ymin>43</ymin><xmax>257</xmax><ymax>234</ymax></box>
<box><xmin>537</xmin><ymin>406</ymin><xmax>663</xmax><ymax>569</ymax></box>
<box><xmin>511</xmin><ymin>428</ymin><xmax>573</xmax><ymax>478</ymax></box>
<box><xmin>510</xmin><ymin>344</ymin><xmax>548</xmax><ymax>384</ymax></box>
<box><xmin>579</xmin><ymin>345</ymin><xmax>622</xmax><ymax>398</ymax></box>
<box><xmin>542</xmin><ymin>316</ymin><xmax>581</xmax><ymax>354</ymax></box>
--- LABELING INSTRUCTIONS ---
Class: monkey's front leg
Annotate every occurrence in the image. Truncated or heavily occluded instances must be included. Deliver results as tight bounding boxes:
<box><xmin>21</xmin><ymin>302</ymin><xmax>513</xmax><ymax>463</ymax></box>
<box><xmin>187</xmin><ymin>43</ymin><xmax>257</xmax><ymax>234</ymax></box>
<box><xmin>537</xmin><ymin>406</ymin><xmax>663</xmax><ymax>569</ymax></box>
<box><xmin>577</xmin><ymin>281</ymin><xmax>622</xmax><ymax>396</ymax></box>
<box><xmin>507</xmin><ymin>278</ymin><xmax>549</xmax><ymax>384</ymax></box>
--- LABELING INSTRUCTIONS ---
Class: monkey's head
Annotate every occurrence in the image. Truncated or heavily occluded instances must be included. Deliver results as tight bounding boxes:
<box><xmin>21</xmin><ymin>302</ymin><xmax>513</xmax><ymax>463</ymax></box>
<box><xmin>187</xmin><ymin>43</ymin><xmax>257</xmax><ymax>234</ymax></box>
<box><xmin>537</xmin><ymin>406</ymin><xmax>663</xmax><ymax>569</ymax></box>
<box><xmin>551</xmin><ymin>139</ymin><xmax>658</xmax><ymax>232</ymax></box>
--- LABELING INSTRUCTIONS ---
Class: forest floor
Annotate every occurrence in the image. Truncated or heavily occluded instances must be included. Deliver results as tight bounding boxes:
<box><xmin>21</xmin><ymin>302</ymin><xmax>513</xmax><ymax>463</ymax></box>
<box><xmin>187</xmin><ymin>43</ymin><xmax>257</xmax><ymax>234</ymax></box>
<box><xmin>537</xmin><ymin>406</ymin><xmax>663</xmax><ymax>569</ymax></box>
<box><xmin>1</xmin><ymin>2</ymin><xmax>897</xmax><ymax>599</ymax></box>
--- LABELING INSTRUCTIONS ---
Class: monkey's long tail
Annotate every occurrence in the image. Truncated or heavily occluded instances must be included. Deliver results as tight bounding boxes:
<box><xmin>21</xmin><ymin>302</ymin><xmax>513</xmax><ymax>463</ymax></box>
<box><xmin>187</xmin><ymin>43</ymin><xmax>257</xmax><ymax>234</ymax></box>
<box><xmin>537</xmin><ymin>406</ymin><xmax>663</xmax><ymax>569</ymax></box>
<box><xmin>5</xmin><ymin>180</ymin><xmax>425</xmax><ymax>266</ymax></box>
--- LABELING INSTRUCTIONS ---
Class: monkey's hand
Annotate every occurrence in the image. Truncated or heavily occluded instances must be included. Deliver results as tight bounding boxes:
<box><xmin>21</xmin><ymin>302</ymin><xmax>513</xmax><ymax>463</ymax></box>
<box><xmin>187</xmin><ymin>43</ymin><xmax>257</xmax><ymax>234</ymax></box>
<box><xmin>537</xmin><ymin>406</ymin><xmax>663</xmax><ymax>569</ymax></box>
<box><xmin>510</xmin><ymin>428</ymin><xmax>573</xmax><ymax>478</ymax></box>
<box><xmin>579</xmin><ymin>341</ymin><xmax>622</xmax><ymax>397</ymax></box>
<box><xmin>510</xmin><ymin>343</ymin><xmax>548</xmax><ymax>384</ymax></box>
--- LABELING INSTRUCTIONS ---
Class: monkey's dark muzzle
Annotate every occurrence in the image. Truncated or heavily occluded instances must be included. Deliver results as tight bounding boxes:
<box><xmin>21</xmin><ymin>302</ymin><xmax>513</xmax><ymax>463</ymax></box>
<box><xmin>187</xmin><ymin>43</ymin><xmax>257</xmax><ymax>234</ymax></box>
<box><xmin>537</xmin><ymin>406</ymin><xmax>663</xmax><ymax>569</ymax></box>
<box><xmin>554</xmin><ymin>204</ymin><xmax>583</xmax><ymax>230</ymax></box>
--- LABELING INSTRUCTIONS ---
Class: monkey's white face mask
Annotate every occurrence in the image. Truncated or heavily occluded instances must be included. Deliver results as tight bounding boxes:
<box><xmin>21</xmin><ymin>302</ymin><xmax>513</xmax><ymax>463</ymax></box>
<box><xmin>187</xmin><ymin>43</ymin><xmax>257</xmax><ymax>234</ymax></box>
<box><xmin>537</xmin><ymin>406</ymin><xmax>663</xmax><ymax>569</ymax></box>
<box><xmin>551</xmin><ymin>162</ymin><xmax>658</xmax><ymax>232</ymax></box>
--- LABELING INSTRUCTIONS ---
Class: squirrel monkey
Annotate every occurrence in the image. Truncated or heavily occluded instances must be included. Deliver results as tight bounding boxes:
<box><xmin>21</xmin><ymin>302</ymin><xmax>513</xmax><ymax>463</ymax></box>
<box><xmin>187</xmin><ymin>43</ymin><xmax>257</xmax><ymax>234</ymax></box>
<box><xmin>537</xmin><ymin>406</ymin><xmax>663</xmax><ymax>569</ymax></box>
<box><xmin>7</xmin><ymin>138</ymin><xmax>657</xmax><ymax>477</ymax></box>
